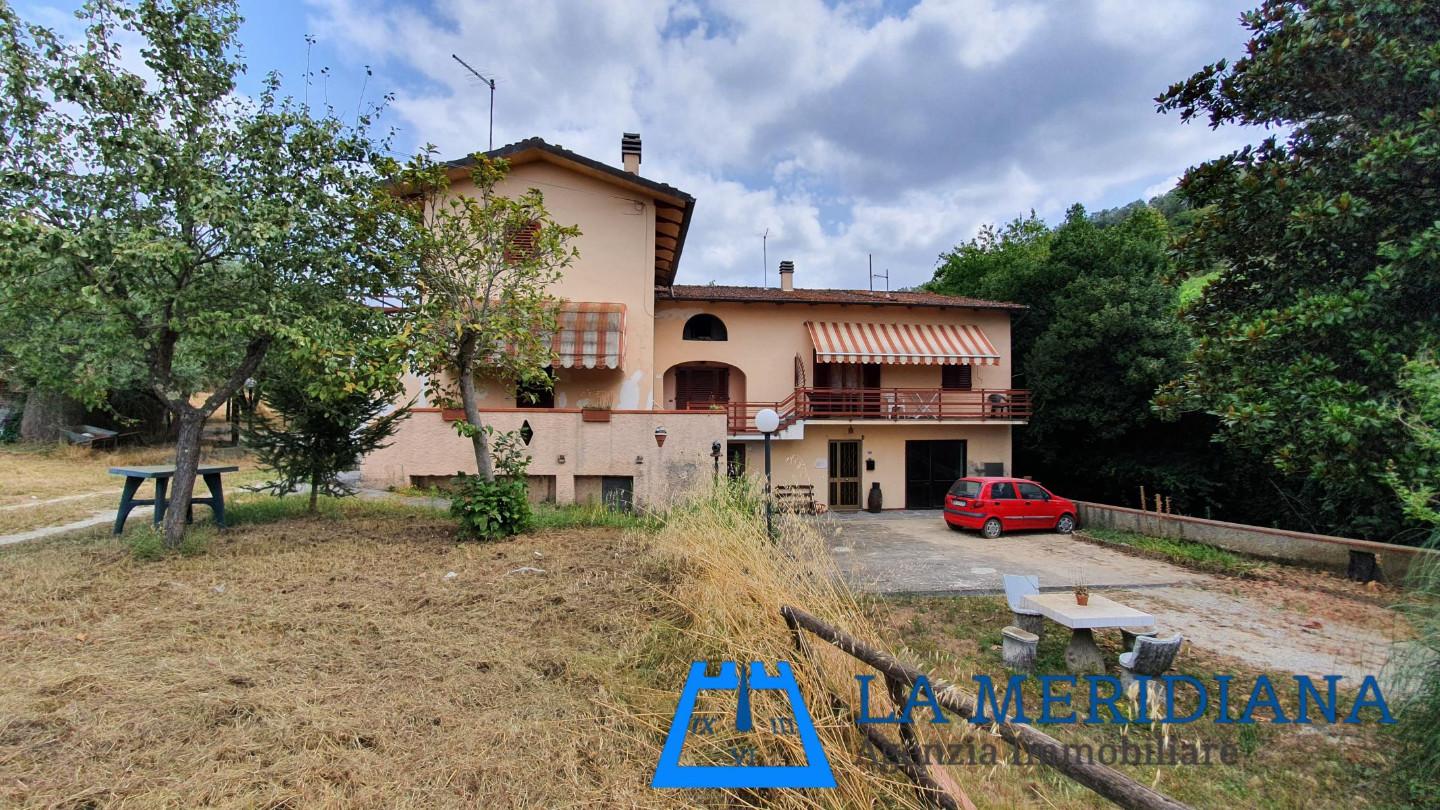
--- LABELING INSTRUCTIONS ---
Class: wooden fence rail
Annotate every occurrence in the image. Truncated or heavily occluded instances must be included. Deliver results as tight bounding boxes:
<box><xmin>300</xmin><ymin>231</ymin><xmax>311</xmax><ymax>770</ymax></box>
<box><xmin>780</xmin><ymin>605</ymin><xmax>1191</xmax><ymax>810</ymax></box>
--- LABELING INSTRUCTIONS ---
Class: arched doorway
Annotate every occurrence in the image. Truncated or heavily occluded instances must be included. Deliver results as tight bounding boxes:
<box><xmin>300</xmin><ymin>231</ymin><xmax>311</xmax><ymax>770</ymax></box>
<box><xmin>662</xmin><ymin>361</ymin><xmax>746</xmax><ymax>410</ymax></box>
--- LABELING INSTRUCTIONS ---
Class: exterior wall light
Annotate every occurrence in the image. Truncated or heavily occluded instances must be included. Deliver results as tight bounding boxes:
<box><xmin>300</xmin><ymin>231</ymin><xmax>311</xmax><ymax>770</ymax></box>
<box><xmin>654</xmin><ymin>426</ymin><xmax>668</xmax><ymax>447</ymax></box>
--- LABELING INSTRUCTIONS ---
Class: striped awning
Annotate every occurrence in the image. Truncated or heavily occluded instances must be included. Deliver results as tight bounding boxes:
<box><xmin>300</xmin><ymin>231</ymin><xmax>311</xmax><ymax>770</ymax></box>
<box><xmin>805</xmin><ymin>321</ymin><xmax>1000</xmax><ymax>366</ymax></box>
<box><xmin>553</xmin><ymin>302</ymin><xmax>625</xmax><ymax>369</ymax></box>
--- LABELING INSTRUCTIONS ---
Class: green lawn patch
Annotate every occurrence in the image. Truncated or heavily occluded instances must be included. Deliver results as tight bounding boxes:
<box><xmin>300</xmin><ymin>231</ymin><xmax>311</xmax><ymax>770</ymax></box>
<box><xmin>531</xmin><ymin>501</ymin><xmax>660</xmax><ymax>532</ymax></box>
<box><xmin>1078</xmin><ymin>527</ymin><xmax>1262</xmax><ymax>577</ymax></box>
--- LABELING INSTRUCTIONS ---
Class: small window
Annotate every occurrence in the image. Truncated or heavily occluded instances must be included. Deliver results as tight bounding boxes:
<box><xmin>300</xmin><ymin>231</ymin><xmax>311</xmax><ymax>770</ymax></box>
<box><xmin>942</xmin><ymin>365</ymin><xmax>972</xmax><ymax>390</ymax></box>
<box><xmin>504</xmin><ymin>220</ymin><xmax>541</xmax><ymax>262</ymax></box>
<box><xmin>682</xmin><ymin>314</ymin><xmax>728</xmax><ymax>341</ymax></box>
<box><xmin>1017</xmin><ymin>482</ymin><xmax>1049</xmax><ymax>500</ymax></box>
<box><xmin>990</xmin><ymin>482</ymin><xmax>1017</xmax><ymax>500</ymax></box>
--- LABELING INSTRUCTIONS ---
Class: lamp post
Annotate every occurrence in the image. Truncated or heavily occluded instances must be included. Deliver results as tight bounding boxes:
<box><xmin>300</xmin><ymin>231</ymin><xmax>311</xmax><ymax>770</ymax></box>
<box><xmin>711</xmin><ymin>440</ymin><xmax>723</xmax><ymax>481</ymax></box>
<box><xmin>755</xmin><ymin>408</ymin><xmax>780</xmax><ymax>540</ymax></box>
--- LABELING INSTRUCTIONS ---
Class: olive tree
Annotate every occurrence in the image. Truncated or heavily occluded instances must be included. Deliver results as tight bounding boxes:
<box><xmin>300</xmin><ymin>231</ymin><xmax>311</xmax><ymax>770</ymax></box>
<box><xmin>0</xmin><ymin>0</ymin><xmax>409</xmax><ymax>546</ymax></box>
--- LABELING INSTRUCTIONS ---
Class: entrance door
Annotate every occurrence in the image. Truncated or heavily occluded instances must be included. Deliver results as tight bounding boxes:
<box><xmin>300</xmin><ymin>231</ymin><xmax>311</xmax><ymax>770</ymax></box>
<box><xmin>828</xmin><ymin>440</ymin><xmax>862</xmax><ymax>510</ymax></box>
<box><xmin>905</xmin><ymin>440</ymin><xmax>967</xmax><ymax>509</ymax></box>
<box><xmin>813</xmin><ymin>363</ymin><xmax>881</xmax><ymax>416</ymax></box>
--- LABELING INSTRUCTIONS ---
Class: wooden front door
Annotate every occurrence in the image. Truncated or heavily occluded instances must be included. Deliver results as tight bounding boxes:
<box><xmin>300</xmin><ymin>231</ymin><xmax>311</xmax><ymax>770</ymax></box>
<box><xmin>675</xmin><ymin>366</ymin><xmax>730</xmax><ymax>409</ymax></box>
<box><xmin>828</xmin><ymin>440</ymin><xmax>862</xmax><ymax>510</ymax></box>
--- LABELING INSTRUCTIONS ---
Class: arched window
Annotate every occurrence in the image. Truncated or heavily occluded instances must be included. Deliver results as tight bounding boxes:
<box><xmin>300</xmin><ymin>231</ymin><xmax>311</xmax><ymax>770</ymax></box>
<box><xmin>683</xmin><ymin>313</ymin><xmax>728</xmax><ymax>341</ymax></box>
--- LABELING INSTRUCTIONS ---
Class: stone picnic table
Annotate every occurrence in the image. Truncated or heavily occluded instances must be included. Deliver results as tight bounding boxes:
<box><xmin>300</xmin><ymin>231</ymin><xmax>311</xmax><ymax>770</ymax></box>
<box><xmin>1021</xmin><ymin>592</ymin><xmax>1155</xmax><ymax>674</ymax></box>
<box><xmin>109</xmin><ymin>464</ymin><xmax>239</xmax><ymax>535</ymax></box>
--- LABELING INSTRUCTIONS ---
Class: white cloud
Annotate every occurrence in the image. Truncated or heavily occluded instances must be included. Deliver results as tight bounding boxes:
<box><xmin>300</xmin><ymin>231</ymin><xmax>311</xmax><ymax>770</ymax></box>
<box><xmin>306</xmin><ymin>0</ymin><xmax>1262</xmax><ymax>288</ymax></box>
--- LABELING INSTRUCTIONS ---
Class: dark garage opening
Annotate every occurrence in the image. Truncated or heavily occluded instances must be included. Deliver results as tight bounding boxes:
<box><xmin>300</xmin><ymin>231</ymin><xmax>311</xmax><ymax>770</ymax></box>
<box><xmin>905</xmin><ymin>439</ymin><xmax>967</xmax><ymax>509</ymax></box>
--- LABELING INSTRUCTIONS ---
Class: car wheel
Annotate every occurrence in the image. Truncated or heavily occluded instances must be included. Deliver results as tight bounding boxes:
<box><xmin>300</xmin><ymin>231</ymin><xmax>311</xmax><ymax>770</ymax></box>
<box><xmin>982</xmin><ymin>518</ymin><xmax>1003</xmax><ymax>539</ymax></box>
<box><xmin>1056</xmin><ymin>513</ymin><xmax>1075</xmax><ymax>534</ymax></box>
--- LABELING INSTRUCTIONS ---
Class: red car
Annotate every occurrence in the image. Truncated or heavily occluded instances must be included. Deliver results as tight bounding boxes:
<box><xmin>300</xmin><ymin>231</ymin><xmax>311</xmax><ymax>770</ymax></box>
<box><xmin>942</xmin><ymin>477</ymin><xmax>1077</xmax><ymax>539</ymax></box>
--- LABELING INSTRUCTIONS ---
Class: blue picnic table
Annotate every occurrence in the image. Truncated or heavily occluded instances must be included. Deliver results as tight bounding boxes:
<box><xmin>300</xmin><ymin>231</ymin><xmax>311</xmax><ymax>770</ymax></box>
<box><xmin>109</xmin><ymin>464</ymin><xmax>239</xmax><ymax>535</ymax></box>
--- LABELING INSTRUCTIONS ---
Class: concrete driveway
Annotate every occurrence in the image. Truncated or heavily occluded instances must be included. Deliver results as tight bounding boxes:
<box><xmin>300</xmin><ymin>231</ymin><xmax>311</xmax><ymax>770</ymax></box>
<box><xmin>822</xmin><ymin>510</ymin><xmax>1206</xmax><ymax>595</ymax></box>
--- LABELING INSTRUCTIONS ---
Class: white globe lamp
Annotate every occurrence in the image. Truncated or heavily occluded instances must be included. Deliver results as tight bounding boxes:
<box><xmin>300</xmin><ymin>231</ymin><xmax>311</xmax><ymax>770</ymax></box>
<box><xmin>755</xmin><ymin>408</ymin><xmax>781</xmax><ymax>434</ymax></box>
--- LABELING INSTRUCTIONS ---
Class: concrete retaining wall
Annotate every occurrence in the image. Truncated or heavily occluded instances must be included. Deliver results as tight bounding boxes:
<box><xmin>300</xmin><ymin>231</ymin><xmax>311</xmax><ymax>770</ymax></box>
<box><xmin>1076</xmin><ymin>501</ymin><xmax>1436</xmax><ymax>583</ymax></box>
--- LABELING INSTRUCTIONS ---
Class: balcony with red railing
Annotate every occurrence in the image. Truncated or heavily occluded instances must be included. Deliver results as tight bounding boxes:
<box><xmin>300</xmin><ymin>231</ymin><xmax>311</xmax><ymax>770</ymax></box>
<box><xmin>686</xmin><ymin>387</ymin><xmax>1031</xmax><ymax>435</ymax></box>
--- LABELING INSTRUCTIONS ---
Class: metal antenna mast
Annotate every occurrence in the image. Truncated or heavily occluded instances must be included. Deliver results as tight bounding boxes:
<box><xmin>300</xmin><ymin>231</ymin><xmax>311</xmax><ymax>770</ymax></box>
<box><xmin>762</xmin><ymin>228</ymin><xmax>770</xmax><ymax>287</ymax></box>
<box><xmin>869</xmin><ymin>254</ymin><xmax>889</xmax><ymax>292</ymax></box>
<box><xmin>451</xmin><ymin>54</ymin><xmax>496</xmax><ymax>150</ymax></box>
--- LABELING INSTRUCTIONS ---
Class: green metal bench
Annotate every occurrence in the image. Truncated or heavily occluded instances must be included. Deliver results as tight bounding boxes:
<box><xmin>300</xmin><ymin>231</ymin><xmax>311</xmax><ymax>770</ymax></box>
<box><xmin>109</xmin><ymin>464</ymin><xmax>239</xmax><ymax>534</ymax></box>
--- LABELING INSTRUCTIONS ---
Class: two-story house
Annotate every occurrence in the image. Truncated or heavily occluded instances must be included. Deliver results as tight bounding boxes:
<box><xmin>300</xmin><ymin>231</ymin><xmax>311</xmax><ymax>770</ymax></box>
<box><xmin>359</xmin><ymin>134</ymin><xmax>1029</xmax><ymax>511</ymax></box>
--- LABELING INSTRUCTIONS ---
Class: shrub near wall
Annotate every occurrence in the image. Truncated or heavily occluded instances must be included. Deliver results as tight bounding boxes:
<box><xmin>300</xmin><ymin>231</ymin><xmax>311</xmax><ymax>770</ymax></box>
<box><xmin>450</xmin><ymin>474</ymin><xmax>533</xmax><ymax>541</ymax></box>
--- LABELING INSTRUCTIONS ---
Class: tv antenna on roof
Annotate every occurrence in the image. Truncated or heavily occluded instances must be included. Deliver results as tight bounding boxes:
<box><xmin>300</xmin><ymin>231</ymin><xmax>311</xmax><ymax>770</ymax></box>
<box><xmin>762</xmin><ymin>227</ymin><xmax>770</xmax><ymax>288</ymax></box>
<box><xmin>868</xmin><ymin>254</ymin><xmax>889</xmax><ymax>292</ymax></box>
<box><xmin>451</xmin><ymin>54</ymin><xmax>496</xmax><ymax>150</ymax></box>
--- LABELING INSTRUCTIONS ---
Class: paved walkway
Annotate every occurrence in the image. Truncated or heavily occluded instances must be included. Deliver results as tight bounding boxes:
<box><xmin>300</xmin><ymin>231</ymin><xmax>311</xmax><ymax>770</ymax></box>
<box><xmin>823</xmin><ymin>510</ymin><xmax>1407</xmax><ymax>685</ymax></box>
<box><xmin>0</xmin><ymin>508</ymin><xmax>145</xmax><ymax>547</ymax></box>
<box><xmin>822</xmin><ymin>509</ymin><xmax>1205</xmax><ymax>594</ymax></box>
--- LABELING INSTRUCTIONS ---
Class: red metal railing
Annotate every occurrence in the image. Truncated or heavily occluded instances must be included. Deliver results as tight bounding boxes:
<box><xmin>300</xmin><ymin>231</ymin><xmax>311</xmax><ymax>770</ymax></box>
<box><xmin>686</xmin><ymin>388</ymin><xmax>1031</xmax><ymax>434</ymax></box>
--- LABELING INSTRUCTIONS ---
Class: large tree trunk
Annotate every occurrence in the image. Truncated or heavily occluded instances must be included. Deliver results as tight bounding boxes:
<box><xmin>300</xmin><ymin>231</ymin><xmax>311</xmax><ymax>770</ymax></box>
<box><xmin>164</xmin><ymin>409</ymin><xmax>206</xmax><ymax>548</ymax></box>
<box><xmin>19</xmin><ymin>389</ymin><xmax>85</xmax><ymax>441</ymax></box>
<box><xmin>458</xmin><ymin>368</ymin><xmax>494</xmax><ymax>481</ymax></box>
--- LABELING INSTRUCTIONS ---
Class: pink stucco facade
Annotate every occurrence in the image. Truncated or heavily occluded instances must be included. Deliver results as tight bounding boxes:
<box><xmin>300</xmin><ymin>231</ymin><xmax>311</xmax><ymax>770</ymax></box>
<box><xmin>360</xmin><ymin>135</ymin><xmax>1027</xmax><ymax>509</ymax></box>
<box><xmin>360</xmin><ymin>408</ymin><xmax>726</xmax><ymax>507</ymax></box>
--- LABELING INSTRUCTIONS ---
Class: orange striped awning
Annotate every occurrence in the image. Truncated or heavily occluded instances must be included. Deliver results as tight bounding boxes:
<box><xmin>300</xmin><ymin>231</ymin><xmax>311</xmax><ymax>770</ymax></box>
<box><xmin>804</xmin><ymin>321</ymin><xmax>1000</xmax><ymax>366</ymax></box>
<box><xmin>553</xmin><ymin>302</ymin><xmax>625</xmax><ymax>369</ymax></box>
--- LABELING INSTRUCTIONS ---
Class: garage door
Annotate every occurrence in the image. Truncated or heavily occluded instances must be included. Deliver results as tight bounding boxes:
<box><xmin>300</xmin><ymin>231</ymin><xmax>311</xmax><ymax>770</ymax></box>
<box><xmin>905</xmin><ymin>440</ymin><xmax>967</xmax><ymax>509</ymax></box>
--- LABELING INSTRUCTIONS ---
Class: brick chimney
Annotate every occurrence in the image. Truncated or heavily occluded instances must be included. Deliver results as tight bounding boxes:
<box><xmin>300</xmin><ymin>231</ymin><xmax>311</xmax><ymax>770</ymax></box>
<box><xmin>621</xmin><ymin>132</ymin><xmax>641</xmax><ymax>174</ymax></box>
<box><xmin>778</xmin><ymin>260</ymin><xmax>795</xmax><ymax>291</ymax></box>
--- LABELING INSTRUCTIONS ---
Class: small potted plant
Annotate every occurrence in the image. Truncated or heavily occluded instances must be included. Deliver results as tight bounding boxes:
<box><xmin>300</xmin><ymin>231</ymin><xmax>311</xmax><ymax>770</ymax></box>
<box><xmin>1073</xmin><ymin>583</ymin><xmax>1090</xmax><ymax>606</ymax></box>
<box><xmin>581</xmin><ymin>400</ymin><xmax>612</xmax><ymax>422</ymax></box>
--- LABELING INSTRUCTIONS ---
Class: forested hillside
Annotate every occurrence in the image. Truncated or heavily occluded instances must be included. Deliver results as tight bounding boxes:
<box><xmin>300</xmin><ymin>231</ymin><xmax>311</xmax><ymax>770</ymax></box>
<box><xmin>928</xmin><ymin>0</ymin><xmax>1440</xmax><ymax>544</ymax></box>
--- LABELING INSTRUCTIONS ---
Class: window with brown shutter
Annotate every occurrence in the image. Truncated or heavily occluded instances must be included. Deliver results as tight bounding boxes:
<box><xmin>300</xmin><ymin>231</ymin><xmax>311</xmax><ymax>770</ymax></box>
<box><xmin>942</xmin><ymin>365</ymin><xmax>973</xmax><ymax>390</ymax></box>
<box><xmin>675</xmin><ymin>367</ymin><xmax>730</xmax><ymax>409</ymax></box>
<box><xmin>504</xmin><ymin>220</ymin><xmax>540</xmax><ymax>263</ymax></box>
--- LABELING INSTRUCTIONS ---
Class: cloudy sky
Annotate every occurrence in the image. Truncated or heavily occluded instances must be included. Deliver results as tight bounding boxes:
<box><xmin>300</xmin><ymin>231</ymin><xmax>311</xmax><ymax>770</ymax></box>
<box><xmin>19</xmin><ymin>0</ymin><xmax>1268</xmax><ymax>289</ymax></box>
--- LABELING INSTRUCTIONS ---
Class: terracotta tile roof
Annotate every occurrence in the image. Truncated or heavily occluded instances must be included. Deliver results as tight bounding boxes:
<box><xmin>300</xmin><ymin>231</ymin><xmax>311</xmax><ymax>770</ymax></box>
<box><xmin>444</xmin><ymin>137</ymin><xmax>695</xmax><ymax>205</ymax></box>
<box><xmin>656</xmin><ymin>285</ymin><xmax>1025</xmax><ymax>311</ymax></box>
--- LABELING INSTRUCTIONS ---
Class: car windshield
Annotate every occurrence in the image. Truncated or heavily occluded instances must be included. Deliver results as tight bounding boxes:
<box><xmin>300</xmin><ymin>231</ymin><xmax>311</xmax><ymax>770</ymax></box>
<box><xmin>948</xmin><ymin>480</ymin><xmax>982</xmax><ymax>498</ymax></box>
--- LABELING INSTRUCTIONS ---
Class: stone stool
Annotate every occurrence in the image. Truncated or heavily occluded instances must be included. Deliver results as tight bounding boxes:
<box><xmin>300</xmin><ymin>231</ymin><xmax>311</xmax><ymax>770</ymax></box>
<box><xmin>1001</xmin><ymin>625</ymin><xmax>1039</xmax><ymax>673</ymax></box>
<box><xmin>1011</xmin><ymin>610</ymin><xmax>1044</xmax><ymax>637</ymax></box>
<box><xmin>1118</xmin><ymin>633</ymin><xmax>1185</xmax><ymax>693</ymax></box>
<box><xmin>1121</xmin><ymin>626</ymin><xmax>1158</xmax><ymax>653</ymax></box>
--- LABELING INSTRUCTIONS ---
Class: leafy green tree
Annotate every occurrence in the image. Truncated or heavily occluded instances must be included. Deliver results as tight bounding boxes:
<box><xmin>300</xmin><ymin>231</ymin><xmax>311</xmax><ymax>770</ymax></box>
<box><xmin>245</xmin><ymin>314</ymin><xmax>411</xmax><ymax>513</ymax></box>
<box><xmin>1390</xmin><ymin>357</ymin><xmax>1440</xmax><ymax>528</ymax></box>
<box><xmin>0</xmin><ymin>0</ymin><xmax>407</xmax><ymax>547</ymax></box>
<box><xmin>395</xmin><ymin>152</ymin><xmax>579</xmax><ymax>480</ymax></box>
<box><xmin>1023</xmin><ymin>208</ymin><xmax>1209</xmax><ymax>498</ymax></box>
<box><xmin>930</xmin><ymin>206</ymin><xmax>1228</xmax><ymax>509</ymax></box>
<box><xmin>1155</xmin><ymin>0</ymin><xmax>1440</xmax><ymax>540</ymax></box>
<box><xmin>928</xmin><ymin>213</ymin><xmax>1056</xmax><ymax>374</ymax></box>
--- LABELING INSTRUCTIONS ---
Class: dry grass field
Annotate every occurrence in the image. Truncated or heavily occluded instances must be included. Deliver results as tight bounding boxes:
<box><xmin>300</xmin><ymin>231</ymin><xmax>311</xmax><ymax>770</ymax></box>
<box><xmin>0</xmin><ymin>444</ymin><xmax>268</xmax><ymax>535</ymax></box>
<box><xmin>0</xmin><ymin>501</ymin><xmax>669</xmax><ymax>808</ymax></box>
<box><xmin>0</xmin><ymin>482</ymin><xmax>1408</xmax><ymax>808</ymax></box>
